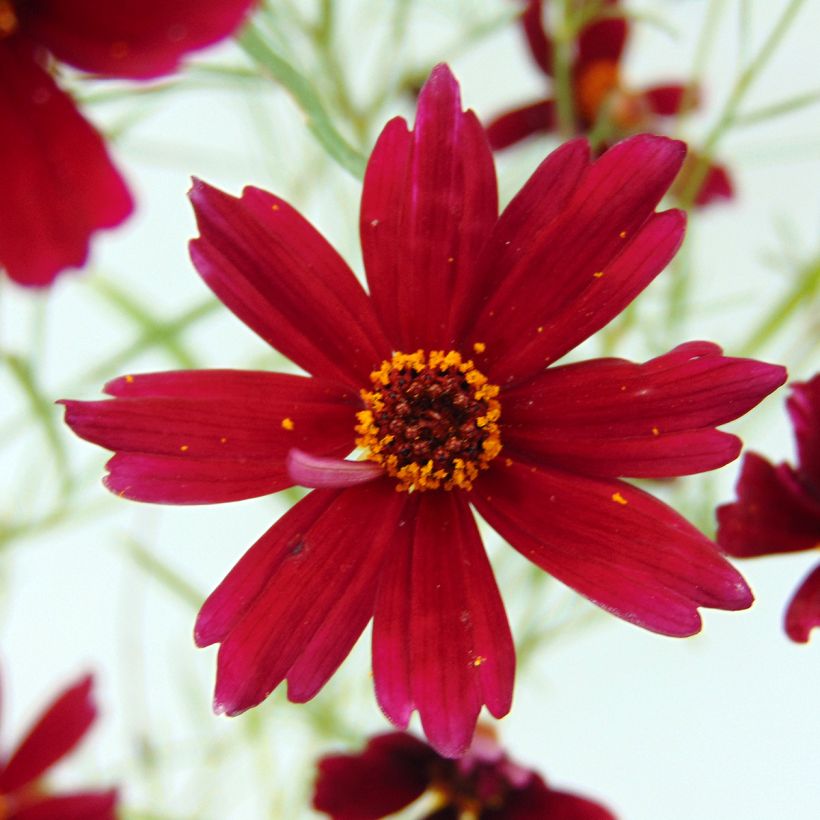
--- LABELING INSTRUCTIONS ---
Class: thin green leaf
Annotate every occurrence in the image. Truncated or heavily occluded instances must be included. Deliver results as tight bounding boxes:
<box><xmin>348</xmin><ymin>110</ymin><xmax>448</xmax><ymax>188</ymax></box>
<box><xmin>740</xmin><ymin>253</ymin><xmax>820</xmax><ymax>357</ymax></box>
<box><xmin>1</xmin><ymin>352</ymin><xmax>72</xmax><ymax>497</ymax></box>
<box><xmin>124</xmin><ymin>537</ymin><xmax>204</xmax><ymax>611</ymax></box>
<box><xmin>92</xmin><ymin>278</ymin><xmax>199</xmax><ymax>369</ymax></box>
<box><xmin>238</xmin><ymin>24</ymin><xmax>366</xmax><ymax>179</ymax></box>
<box><xmin>735</xmin><ymin>89</ymin><xmax>820</xmax><ymax>127</ymax></box>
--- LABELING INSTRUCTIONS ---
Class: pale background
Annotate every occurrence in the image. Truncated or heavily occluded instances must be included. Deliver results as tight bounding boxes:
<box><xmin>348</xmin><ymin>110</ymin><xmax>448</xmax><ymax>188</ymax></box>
<box><xmin>0</xmin><ymin>1</ymin><xmax>818</xmax><ymax>818</ymax></box>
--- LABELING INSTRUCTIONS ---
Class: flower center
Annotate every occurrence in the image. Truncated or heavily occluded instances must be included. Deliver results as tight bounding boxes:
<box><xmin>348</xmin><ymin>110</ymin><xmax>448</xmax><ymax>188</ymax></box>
<box><xmin>355</xmin><ymin>349</ymin><xmax>502</xmax><ymax>492</ymax></box>
<box><xmin>0</xmin><ymin>0</ymin><xmax>17</xmax><ymax>38</ymax></box>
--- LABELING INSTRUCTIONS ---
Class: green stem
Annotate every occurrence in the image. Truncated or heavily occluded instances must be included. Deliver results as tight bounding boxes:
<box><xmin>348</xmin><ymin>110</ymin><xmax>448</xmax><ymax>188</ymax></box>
<box><xmin>552</xmin><ymin>0</ymin><xmax>577</xmax><ymax>138</ymax></box>
<box><xmin>125</xmin><ymin>538</ymin><xmax>204</xmax><ymax>611</ymax></box>
<box><xmin>238</xmin><ymin>24</ymin><xmax>366</xmax><ymax>179</ymax></box>
<box><xmin>1</xmin><ymin>352</ymin><xmax>72</xmax><ymax>497</ymax></box>
<box><xmin>739</xmin><ymin>255</ymin><xmax>820</xmax><ymax>358</ymax></box>
<box><xmin>678</xmin><ymin>0</ymin><xmax>808</xmax><ymax>208</ymax></box>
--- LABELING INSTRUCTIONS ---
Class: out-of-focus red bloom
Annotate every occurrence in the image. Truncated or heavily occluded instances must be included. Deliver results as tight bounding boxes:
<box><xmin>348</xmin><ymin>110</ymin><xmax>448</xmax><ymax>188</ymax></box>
<box><xmin>62</xmin><ymin>65</ymin><xmax>784</xmax><ymax>757</ymax></box>
<box><xmin>313</xmin><ymin>728</ymin><xmax>616</xmax><ymax>819</ymax></box>
<box><xmin>0</xmin><ymin>672</ymin><xmax>117</xmax><ymax>819</ymax></box>
<box><xmin>718</xmin><ymin>375</ymin><xmax>820</xmax><ymax>643</ymax></box>
<box><xmin>0</xmin><ymin>0</ymin><xmax>256</xmax><ymax>287</ymax></box>
<box><xmin>487</xmin><ymin>0</ymin><xmax>733</xmax><ymax>207</ymax></box>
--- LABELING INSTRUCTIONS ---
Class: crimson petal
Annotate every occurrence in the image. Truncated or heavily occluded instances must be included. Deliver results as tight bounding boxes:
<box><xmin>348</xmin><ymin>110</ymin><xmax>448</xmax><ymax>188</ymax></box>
<box><xmin>692</xmin><ymin>161</ymin><xmax>734</xmax><ymax>207</ymax></box>
<box><xmin>313</xmin><ymin>732</ymin><xmax>436</xmax><ymax>819</ymax></box>
<box><xmin>521</xmin><ymin>0</ymin><xmax>553</xmax><ymax>76</ymax></box>
<box><xmin>576</xmin><ymin>1</ymin><xmax>627</xmax><ymax>67</ymax></box>
<box><xmin>468</xmin><ymin>135</ymin><xmax>685</xmax><ymax>384</ymax></box>
<box><xmin>717</xmin><ymin>453</ymin><xmax>820</xmax><ymax>557</ymax></box>
<box><xmin>475</xmin><ymin>461</ymin><xmax>752</xmax><ymax>637</ymax></box>
<box><xmin>0</xmin><ymin>675</ymin><xmax>96</xmax><ymax>793</ymax></box>
<box><xmin>12</xmin><ymin>791</ymin><xmax>118</xmax><ymax>820</ymax></box>
<box><xmin>61</xmin><ymin>370</ymin><xmax>358</xmax><ymax>504</ymax></box>
<box><xmin>23</xmin><ymin>0</ymin><xmax>255</xmax><ymax>79</ymax></box>
<box><xmin>373</xmin><ymin>493</ymin><xmax>515</xmax><ymax>758</ymax></box>
<box><xmin>642</xmin><ymin>83</ymin><xmax>693</xmax><ymax>116</ymax></box>
<box><xmin>189</xmin><ymin>180</ymin><xmax>390</xmax><ymax>388</ymax></box>
<box><xmin>502</xmin><ymin>343</ymin><xmax>786</xmax><ymax>477</ymax></box>
<box><xmin>785</xmin><ymin>564</ymin><xmax>820</xmax><ymax>643</ymax></box>
<box><xmin>452</xmin><ymin>138</ymin><xmax>590</xmax><ymax>344</ymax></box>
<box><xmin>485</xmin><ymin>100</ymin><xmax>557</xmax><ymax>150</ymax></box>
<box><xmin>788</xmin><ymin>375</ymin><xmax>820</xmax><ymax>484</ymax></box>
<box><xmin>485</xmin><ymin>776</ymin><xmax>616</xmax><ymax>820</ymax></box>
<box><xmin>0</xmin><ymin>40</ymin><xmax>132</xmax><ymax>287</ymax></box>
<box><xmin>361</xmin><ymin>64</ymin><xmax>498</xmax><ymax>351</ymax></box>
<box><xmin>204</xmin><ymin>482</ymin><xmax>405</xmax><ymax>715</ymax></box>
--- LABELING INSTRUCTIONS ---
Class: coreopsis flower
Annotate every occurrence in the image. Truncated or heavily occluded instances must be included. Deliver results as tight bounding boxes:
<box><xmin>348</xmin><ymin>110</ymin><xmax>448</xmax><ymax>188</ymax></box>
<box><xmin>487</xmin><ymin>0</ymin><xmax>733</xmax><ymax>207</ymax></box>
<box><xmin>0</xmin><ymin>0</ymin><xmax>256</xmax><ymax>287</ymax></box>
<box><xmin>62</xmin><ymin>64</ymin><xmax>785</xmax><ymax>757</ymax></box>
<box><xmin>313</xmin><ymin>728</ymin><xmax>616</xmax><ymax>819</ymax></box>
<box><xmin>0</xmin><ymin>672</ymin><xmax>117</xmax><ymax>819</ymax></box>
<box><xmin>717</xmin><ymin>376</ymin><xmax>820</xmax><ymax>643</ymax></box>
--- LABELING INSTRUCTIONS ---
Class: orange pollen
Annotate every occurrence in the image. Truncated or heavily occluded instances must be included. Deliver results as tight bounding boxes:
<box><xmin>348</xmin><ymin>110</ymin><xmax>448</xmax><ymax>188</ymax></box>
<box><xmin>355</xmin><ymin>350</ymin><xmax>502</xmax><ymax>492</ymax></box>
<box><xmin>575</xmin><ymin>58</ymin><xmax>620</xmax><ymax>123</ymax></box>
<box><xmin>0</xmin><ymin>0</ymin><xmax>18</xmax><ymax>38</ymax></box>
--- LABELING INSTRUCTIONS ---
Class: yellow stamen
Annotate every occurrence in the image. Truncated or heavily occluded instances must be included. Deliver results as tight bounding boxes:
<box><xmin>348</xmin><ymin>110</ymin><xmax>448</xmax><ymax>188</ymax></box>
<box><xmin>356</xmin><ymin>349</ymin><xmax>502</xmax><ymax>492</ymax></box>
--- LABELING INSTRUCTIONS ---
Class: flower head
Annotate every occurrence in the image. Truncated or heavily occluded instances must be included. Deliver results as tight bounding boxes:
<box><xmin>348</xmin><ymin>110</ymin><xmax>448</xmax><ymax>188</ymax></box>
<box><xmin>62</xmin><ymin>64</ymin><xmax>785</xmax><ymax>757</ymax></box>
<box><xmin>486</xmin><ymin>0</ymin><xmax>733</xmax><ymax>207</ymax></box>
<box><xmin>717</xmin><ymin>375</ymin><xmax>820</xmax><ymax>642</ymax></box>
<box><xmin>313</xmin><ymin>727</ymin><xmax>616</xmax><ymax>819</ymax></box>
<box><xmin>0</xmin><ymin>672</ymin><xmax>117</xmax><ymax>818</ymax></box>
<box><xmin>0</xmin><ymin>0</ymin><xmax>256</xmax><ymax>286</ymax></box>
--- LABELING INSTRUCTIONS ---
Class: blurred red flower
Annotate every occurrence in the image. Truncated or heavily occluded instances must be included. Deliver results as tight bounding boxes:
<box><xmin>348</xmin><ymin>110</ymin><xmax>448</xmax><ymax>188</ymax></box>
<box><xmin>0</xmin><ymin>672</ymin><xmax>116</xmax><ymax>819</ymax></box>
<box><xmin>0</xmin><ymin>0</ymin><xmax>255</xmax><ymax>286</ymax></box>
<box><xmin>718</xmin><ymin>375</ymin><xmax>820</xmax><ymax>642</ymax></box>
<box><xmin>486</xmin><ymin>0</ymin><xmax>733</xmax><ymax>207</ymax></box>
<box><xmin>313</xmin><ymin>727</ymin><xmax>616</xmax><ymax>819</ymax></box>
<box><xmin>63</xmin><ymin>65</ymin><xmax>784</xmax><ymax>757</ymax></box>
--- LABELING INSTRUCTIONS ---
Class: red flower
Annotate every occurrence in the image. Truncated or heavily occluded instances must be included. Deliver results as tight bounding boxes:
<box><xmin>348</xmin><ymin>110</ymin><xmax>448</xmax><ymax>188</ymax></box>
<box><xmin>313</xmin><ymin>727</ymin><xmax>616</xmax><ymax>819</ymax></box>
<box><xmin>0</xmin><ymin>672</ymin><xmax>117</xmax><ymax>819</ymax></box>
<box><xmin>0</xmin><ymin>0</ymin><xmax>256</xmax><ymax>287</ymax></box>
<box><xmin>717</xmin><ymin>375</ymin><xmax>820</xmax><ymax>643</ymax></box>
<box><xmin>487</xmin><ymin>0</ymin><xmax>733</xmax><ymax>207</ymax></box>
<box><xmin>62</xmin><ymin>65</ymin><xmax>784</xmax><ymax>757</ymax></box>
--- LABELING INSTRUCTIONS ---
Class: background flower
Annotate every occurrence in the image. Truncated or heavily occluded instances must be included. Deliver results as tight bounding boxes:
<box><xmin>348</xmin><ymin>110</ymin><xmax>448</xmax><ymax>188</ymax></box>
<box><xmin>0</xmin><ymin>671</ymin><xmax>116</xmax><ymax>819</ymax></box>
<box><xmin>313</xmin><ymin>727</ymin><xmax>616</xmax><ymax>819</ymax></box>
<box><xmin>485</xmin><ymin>0</ymin><xmax>733</xmax><ymax>207</ymax></box>
<box><xmin>0</xmin><ymin>0</ymin><xmax>256</xmax><ymax>287</ymax></box>
<box><xmin>718</xmin><ymin>375</ymin><xmax>820</xmax><ymax>642</ymax></box>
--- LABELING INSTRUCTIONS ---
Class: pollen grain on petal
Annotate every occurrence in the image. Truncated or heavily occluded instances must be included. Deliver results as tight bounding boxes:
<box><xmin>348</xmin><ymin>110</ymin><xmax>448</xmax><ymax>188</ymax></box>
<box><xmin>281</xmin><ymin>417</ymin><xmax>295</xmax><ymax>430</ymax></box>
<box><xmin>611</xmin><ymin>491</ymin><xmax>628</xmax><ymax>505</ymax></box>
